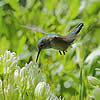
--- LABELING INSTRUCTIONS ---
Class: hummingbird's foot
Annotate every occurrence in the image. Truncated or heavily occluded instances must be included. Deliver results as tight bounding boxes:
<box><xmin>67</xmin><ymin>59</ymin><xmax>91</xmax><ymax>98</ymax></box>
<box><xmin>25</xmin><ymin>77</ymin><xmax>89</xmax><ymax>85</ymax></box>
<box><xmin>63</xmin><ymin>51</ymin><xmax>65</xmax><ymax>55</ymax></box>
<box><xmin>59</xmin><ymin>51</ymin><xmax>62</xmax><ymax>55</ymax></box>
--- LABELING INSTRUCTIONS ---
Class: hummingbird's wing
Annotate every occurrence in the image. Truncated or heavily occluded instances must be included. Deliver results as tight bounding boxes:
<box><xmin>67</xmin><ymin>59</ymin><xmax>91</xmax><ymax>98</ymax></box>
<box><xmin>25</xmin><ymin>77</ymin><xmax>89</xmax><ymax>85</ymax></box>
<box><xmin>22</xmin><ymin>25</ymin><xmax>49</xmax><ymax>35</ymax></box>
<box><xmin>49</xmin><ymin>35</ymin><xmax>78</xmax><ymax>51</ymax></box>
<box><xmin>49</xmin><ymin>35</ymin><xmax>77</xmax><ymax>43</ymax></box>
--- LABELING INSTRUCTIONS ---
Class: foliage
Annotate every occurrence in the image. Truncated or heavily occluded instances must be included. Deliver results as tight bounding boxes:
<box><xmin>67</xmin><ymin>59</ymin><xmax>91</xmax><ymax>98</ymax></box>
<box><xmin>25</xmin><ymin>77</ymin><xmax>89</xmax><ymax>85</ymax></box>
<box><xmin>0</xmin><ymin>0</ymin><xmax>100</xmax><ymax>100</ymax></box>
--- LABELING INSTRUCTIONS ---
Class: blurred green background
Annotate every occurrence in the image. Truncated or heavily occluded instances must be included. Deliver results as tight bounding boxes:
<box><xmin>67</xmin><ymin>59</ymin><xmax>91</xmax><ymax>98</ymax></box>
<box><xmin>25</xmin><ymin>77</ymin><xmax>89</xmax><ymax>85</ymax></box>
<box><xmin>0</xmin><ymin>0</ymin><xmax>100</xmax><ymax>100</ymax></box>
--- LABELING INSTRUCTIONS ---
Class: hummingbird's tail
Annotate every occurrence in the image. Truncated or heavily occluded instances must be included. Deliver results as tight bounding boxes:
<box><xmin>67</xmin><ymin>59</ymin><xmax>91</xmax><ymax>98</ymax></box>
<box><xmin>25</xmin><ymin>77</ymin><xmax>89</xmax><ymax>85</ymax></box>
<box><xmin>67</xmin><ymin>23</ymin><xmax>84</xmax><ymax>36</ymax></box>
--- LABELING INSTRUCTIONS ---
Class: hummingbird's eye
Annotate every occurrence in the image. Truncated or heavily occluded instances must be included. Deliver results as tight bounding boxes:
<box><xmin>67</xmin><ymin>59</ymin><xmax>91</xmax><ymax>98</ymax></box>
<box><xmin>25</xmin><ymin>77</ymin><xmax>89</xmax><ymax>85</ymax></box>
<box><xmin>40</xmin><ymin>43</ymin><xmax>45</xmax><ymax>47</ymax></box>
<box><xmin>41</xmin><ymin>43</ymin><xmax>44</xmax><ymax>46</ymax></box>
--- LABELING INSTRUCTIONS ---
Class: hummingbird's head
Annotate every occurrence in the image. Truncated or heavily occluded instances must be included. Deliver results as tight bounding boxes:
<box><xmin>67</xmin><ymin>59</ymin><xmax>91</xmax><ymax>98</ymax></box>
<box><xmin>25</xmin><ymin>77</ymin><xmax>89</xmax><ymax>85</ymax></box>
<box><xmin>36</xmin><ymin>37</ymin><xmax>50</xmax><ymax>63</ymax></box>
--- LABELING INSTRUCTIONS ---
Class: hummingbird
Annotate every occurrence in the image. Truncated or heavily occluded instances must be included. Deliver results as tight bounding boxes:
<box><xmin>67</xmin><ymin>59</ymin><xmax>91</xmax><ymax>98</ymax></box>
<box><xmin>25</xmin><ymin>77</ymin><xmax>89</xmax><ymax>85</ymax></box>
<box><xmin>24</xmin><ymin>23</ymin><xmax>84</xmax><ymax>62</ymax></box>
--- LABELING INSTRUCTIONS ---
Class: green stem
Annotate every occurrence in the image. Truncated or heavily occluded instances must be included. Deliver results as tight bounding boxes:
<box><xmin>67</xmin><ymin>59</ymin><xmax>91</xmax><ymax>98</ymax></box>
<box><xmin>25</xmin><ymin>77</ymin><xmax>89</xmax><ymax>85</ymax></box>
<box><xmin>79</xmin><ymin>67</ymin><xmax>83</xmax><ymax>100</ymax></box>
<box><xmin>2</xmin><ymin>80</ymin><xmax>5</xmax><ymax>100</ymax></box>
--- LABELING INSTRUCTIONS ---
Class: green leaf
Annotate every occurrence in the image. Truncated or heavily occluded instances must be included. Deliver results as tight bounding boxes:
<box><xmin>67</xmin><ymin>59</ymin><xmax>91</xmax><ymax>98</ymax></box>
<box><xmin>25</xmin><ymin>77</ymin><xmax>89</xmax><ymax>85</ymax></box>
<box><xmin>65</xmin><ymin>0</ymin><xmax>80</xmax><ymax>20</ymax></box>
<box><xmin>7</xmin><ymin>0</ymin><xmax>19</xmax><ymax>10</ymax></box>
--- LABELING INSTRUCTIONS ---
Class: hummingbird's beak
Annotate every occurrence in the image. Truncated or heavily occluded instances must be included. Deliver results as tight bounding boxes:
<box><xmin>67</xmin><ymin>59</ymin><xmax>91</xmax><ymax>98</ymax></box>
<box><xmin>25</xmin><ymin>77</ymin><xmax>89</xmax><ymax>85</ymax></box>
<box><xmin>36</xmin><ymin>49</ymin><xmax>41</xmax><ymax>63</ymax></box>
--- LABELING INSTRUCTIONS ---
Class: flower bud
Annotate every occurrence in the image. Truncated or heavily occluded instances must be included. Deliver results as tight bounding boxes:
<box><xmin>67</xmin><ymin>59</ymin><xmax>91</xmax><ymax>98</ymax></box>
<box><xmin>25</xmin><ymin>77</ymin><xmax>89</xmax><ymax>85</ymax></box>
<box><xmin>34</xmin><ymin>82</ymin><xmax>50</xmax><ymax>100</ymax></box>
<box><xmin>88</xmin><ymin>76</ymin><xmax>100</xmax><ymax>87</ymax></box>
